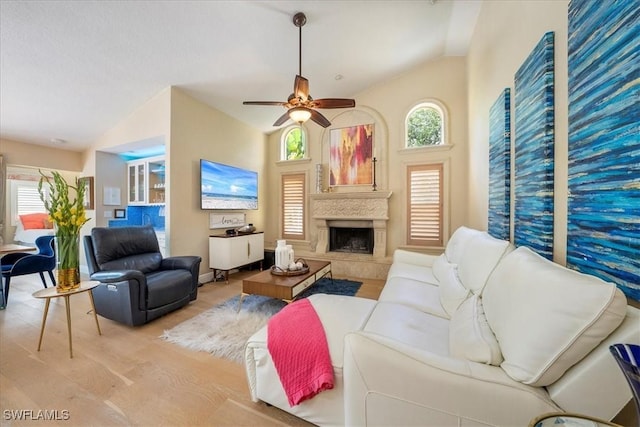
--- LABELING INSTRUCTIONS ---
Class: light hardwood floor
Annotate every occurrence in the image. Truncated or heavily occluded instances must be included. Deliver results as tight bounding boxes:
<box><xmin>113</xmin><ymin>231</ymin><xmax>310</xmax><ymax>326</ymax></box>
<box><xmin>2</xmin><ymin>272</ymin><xmax>635</xmax><ymax>426</ymax></box>
<box><xmin>0</xmin><ymin>270</ymin><xmax>384</xmax><ymax>426</ymax></box>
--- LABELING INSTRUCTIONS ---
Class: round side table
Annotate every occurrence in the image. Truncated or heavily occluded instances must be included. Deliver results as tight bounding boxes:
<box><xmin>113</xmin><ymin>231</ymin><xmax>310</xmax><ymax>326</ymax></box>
<box><xmin>529</xmin><ymin>412</ymin><xmax>622</xmax><ymax>427</ymax></box>
<box><xmin>32</xmin><ymin>281</ymin><xmax>102</xmax><ymax>358</ymax></box>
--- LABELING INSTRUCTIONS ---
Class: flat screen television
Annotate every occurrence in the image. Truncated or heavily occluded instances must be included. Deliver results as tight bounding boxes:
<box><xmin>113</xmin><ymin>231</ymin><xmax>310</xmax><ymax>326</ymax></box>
<box><xmin>200</xmin><ymin>159</ymin><xmax>258</xmax><ymax>210</ymax></box>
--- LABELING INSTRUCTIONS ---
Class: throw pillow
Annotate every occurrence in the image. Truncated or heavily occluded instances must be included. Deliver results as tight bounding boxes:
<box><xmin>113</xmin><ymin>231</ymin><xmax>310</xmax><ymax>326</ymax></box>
<box><xmin>482</xmin><ymin>246</ymin><xmax>627</xmax><ymax>386</ymax></box>
<box><xmin>431</xmin><ymin>253</ymin><xmax>450</xmax><ymax>281</ymax></box>
<box><xmin>19</xmin><ymin>213</ymin><xmax>49</xmax><ymax>230</ymax></box>
<box><xmin>433</xmin><ymin>254</ymin><xmax>469</xmax><ymax>317</ymax></box>
<box><xmin>449</xmin><ymin>294</ymin><xmax>503</xmax><ymax>366</ymax></box>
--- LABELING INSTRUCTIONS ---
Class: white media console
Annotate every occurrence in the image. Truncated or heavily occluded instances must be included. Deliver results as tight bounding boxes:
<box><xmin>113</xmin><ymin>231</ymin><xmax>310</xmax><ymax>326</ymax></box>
<box><xmin>208</xmin><ymin>232</ymin><xmax>264</xmax><ymax>282</ymax></box>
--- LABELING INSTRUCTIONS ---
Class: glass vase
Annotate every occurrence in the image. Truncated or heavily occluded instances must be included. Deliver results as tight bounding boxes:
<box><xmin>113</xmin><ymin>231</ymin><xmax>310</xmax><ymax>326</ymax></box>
<box><xmin>55</xmin><ymin>233</ymin><xmax>80</xmax><ymax>293</ymax></box>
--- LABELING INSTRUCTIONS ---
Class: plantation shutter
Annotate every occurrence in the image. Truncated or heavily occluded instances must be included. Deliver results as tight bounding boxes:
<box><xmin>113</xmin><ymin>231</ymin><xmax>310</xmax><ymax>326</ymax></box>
<box><xmin>281</xmin><ymin>173</ymin><xmax>305</xmax><ymax>240</ymax></box>
<box><xmin>17</xmin><ymin>183</ymin><xmax>47</xmax><ymax>215</ymax></box>
<box><xmin>407</xmin><ymin>164</ymin><xmax>443</xmax><ymax>246</ymax></box>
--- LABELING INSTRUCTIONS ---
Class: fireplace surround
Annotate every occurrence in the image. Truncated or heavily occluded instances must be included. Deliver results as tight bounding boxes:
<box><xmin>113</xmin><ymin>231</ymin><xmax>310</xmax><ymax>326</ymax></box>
<box><xmin>311</xmin><ymin>191</ymin><xmax>392</xmax><ymax>258</ymax></box>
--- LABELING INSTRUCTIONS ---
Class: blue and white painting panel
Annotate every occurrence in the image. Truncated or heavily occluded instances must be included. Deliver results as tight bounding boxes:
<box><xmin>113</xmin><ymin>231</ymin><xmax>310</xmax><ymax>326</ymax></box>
<box><xmin>488</xmin><ymin>88</ymin><xmax>511</xmax><ymax>240</ymax></box>
<box><xmin>567</xmin><ymin>0</ymin><xmax>640</xmax><ymax>300</ymax></box>
<box><xmin>514</xmin><ymin>32</ymin><xmax>555</xmax><ymax>260</ymax></box>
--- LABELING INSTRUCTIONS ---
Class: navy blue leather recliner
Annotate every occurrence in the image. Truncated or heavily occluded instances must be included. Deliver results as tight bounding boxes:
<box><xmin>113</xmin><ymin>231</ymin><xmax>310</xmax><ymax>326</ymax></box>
<box><xmin>84</xmin><ymin>225</ymin><xmax>201</xmax><ymax>326</ymax></box>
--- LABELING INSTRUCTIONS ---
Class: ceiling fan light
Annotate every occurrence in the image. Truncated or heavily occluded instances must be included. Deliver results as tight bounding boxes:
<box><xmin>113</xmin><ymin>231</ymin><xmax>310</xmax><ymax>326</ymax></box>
<box><xmin>289</xmin><ymin>107</ymin><xmax>312</xmax><ymax>123</ymax></box>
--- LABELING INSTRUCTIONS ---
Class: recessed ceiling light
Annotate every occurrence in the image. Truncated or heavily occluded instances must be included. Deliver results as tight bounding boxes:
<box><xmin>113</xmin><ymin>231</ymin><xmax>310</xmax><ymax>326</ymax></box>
<box><xmin>335</xmin><ymin>74</ymin><xmax>343</xmax><ymax>81</ymax></box>
<box><xmin>50</xmin><ymin>138</ymin><xmax>67</xmax><ymax>144</ymax></box>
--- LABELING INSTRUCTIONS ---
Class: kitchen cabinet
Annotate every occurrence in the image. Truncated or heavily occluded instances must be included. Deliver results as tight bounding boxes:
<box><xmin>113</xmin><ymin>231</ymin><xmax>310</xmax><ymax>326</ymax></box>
<box><xmin>127</xmin><ymin>160</ymin><xmax>146</xmax><ymax>204</ymax></box>
<box><xmin>209</xmin><ymin>232</ymin><xmax>264</xmax><ymax>282</ymax></box>
<box><xmin>148</xmin><ymin>158</ymin><xmax>165</xmax><ymax>204</ymax></box>
<box><xmin>127</xmin><ymin>156</ymin><xmax>165</xmax><ymax>205</ymax></box>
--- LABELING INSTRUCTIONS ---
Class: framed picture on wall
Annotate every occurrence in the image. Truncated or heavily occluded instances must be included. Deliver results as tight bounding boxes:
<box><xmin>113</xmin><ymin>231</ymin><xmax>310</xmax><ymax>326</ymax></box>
<box><xmin>329</xmin><ymin>124</ymin><xmax>374</xmax><ymax>186</ymax></box>
<box><xmin>78</xmin><ymin>176</ymin><xmax>94</xmax><ymax>210</ymax></box>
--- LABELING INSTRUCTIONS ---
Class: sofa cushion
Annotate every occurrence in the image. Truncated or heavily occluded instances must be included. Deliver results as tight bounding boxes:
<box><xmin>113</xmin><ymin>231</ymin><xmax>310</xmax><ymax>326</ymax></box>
<box><xmin>386</xmin><ymin>261</ymin><xmax>437</xmax><ymax>285</ymax></box>
<box><xmin>482</xmin><ymin>246</ymin><xmax>627</xmax><ymax>387</ymax></box>
<box><xmin>433</xmin><ymin>255</ymin><xmax>469</xmax><ymax>317</ymax></box>
<box><xmin>378</xmin><ymin>277</ymin><xmax>448</xmax><ymax>318</ymax></box>
<box><xmin>449</xmin><ymin>295</ymin><xmax>503</xmax><ymax>366</ymax></box>
<box><xmin>456</xmin><ymin>232</ymin><xmax>513</xmax><ymax>294</ymax></box>
<box><xmin>363</xmin><ymin>302</ymin><xmax>450</xmax><ymax>356</ymax></box>
<box><xmin>444</xmin><ymin>226</ymin><xmax>482</xmax><ymax>264</ymax></box>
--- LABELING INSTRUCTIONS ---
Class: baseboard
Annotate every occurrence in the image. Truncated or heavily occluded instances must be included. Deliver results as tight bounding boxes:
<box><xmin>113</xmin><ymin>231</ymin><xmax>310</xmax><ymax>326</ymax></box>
<box><xmin>199</xmin><ymin>271</ymin><xmax>214</xmax><ymax>285</ymax></box>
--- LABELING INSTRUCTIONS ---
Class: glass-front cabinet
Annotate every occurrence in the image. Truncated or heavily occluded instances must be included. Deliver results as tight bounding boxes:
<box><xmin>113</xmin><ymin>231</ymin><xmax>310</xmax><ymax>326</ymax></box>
<box><xmin>148</xmin><ymin>158</ymin><xmax>165</xmax><ymax>204</ymax></box>
<box><xmin>127</xmin><ymin>156</ymin><xmax>165</xmax><ymax>205</ymax></box>
<box><xmin>128</xmin><ymin>161</ymin><xmax>146</xmax><ymax>204</ymax></box>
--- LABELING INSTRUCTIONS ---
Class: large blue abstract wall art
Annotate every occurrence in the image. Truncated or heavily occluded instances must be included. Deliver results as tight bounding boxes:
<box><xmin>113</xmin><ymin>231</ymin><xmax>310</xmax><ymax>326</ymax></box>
<box><xmin>514</xmin><ymin>32</ymin><xmax>555</xmax><ymax>260</ymax></box>
<box><xmin>488</xmin><ymin>88</ymin><xmax>511</xmax><ymax>240</ymax></box>
<box><xmin>567</xmin><ymin>0</ymin><xmax>639</xmax><ymax>300</ymax></box>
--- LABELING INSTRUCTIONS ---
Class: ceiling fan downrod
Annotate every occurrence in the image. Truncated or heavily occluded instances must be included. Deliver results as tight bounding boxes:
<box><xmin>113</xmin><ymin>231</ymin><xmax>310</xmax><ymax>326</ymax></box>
<box><xmin>293</xmin><ymin>12</ymin><xmax>306</xmax><ymax>77</ymax></box>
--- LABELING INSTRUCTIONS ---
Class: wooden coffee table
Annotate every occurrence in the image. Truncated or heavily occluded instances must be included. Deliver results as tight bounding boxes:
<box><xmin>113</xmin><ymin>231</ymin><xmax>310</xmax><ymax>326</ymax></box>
<box><xmin>240</xmin><ymin>260</ymin><xmax>332</xmax><ymax>310</ymax></box>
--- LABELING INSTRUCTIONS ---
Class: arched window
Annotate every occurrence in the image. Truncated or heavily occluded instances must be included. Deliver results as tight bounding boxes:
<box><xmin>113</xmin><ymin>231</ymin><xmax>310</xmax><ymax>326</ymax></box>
<box><xmin>281</xmin><ymin>126</ymin><xmax>306</xmax><ymax>160</ymax></box>
<box><xmin>405</xmin><ymin>102</ymin><xmax>445</xmax><ymax>148</ymax></box>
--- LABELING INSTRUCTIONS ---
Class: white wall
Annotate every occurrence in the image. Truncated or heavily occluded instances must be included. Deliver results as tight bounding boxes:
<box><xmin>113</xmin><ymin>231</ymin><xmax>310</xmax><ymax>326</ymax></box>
<box><xmin>168</xmin><ymin>87</ymin><xmax>267</xmax><ymax>270</ymax></box>
<box><xmin>467</xmin><ymin>0</ymin><xmax>569</xmax><ymax>263</ymax></box>
<box><xmin>265</xmin><ymin>56</ymin><xmax>469</xmax><ymax>256</ymax></box>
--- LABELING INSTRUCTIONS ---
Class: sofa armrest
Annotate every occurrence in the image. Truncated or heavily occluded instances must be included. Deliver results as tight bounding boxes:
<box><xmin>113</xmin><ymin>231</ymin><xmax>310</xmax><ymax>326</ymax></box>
<box><xmin>393</xmin><ymin>249</ymin><xmax>440</xmax><ymax>267</ymax></box>
<box><xmin>343</xmin><ymin>332</ymin><xmax>560</xmax><ymax>426</ymax></box>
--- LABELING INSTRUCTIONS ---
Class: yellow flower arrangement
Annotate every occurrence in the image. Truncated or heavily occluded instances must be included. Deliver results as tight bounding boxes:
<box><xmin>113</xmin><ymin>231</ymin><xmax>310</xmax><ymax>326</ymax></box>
<box><xmin>38</xmin><ymin>171</ymin><xmax>91</xmax><ymax>290</ymax></box>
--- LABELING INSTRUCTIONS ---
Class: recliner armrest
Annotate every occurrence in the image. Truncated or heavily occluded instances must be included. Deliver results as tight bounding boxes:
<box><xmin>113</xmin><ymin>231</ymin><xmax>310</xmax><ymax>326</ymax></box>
<box><xmin>160</xmin><ymin>256</ymin><xmax>201</xmax><ymax>271</ymax></box>
<box><xmin>161</xmin><ymin>256</ymin><xmax>202</xmax><ymax>298</ymax></box>
<box><xmin>90</xmin><ymin>270</ymin><xmax>146</xmax><ymax>284</ymax></box>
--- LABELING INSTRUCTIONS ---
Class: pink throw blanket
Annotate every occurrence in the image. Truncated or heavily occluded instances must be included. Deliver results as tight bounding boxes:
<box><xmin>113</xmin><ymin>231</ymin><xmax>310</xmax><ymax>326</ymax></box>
<box><xmin>267</xmin><ymin>298</ymin><xmax>334</xmax><ymax>406</ymax></box>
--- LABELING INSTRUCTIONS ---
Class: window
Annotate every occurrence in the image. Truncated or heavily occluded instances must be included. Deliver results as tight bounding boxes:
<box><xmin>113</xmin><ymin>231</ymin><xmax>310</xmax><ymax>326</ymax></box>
<box><xmin>281</xmin><ymin>126</ymin><xmax>306</xmax><ymax>160</ymax></box>
<box><xmin>406</xmin><ymin>102</ymin><xmax>445</xmax><ymax>147</ymax></box>
<box><xmin>281</xmin><ymin>173</ymin><xmax>306</xmax><ymax>240</ymax></box>
<box><xmin>11</xmin><ymin>180</ymin><xmax>48</xmax><ymax>225</ymax></box>
<box><xmin>406</xmin><ymin>164</ymin><xmax>443</xmax><ymax>247</ymax></box>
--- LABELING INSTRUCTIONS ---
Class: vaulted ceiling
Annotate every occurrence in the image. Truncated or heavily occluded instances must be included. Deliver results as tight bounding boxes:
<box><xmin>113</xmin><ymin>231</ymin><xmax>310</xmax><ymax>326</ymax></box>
<box><xmin>0</xmin><ymin>0</ymin><xmax>481</xmax><ymax>152</ymax></box>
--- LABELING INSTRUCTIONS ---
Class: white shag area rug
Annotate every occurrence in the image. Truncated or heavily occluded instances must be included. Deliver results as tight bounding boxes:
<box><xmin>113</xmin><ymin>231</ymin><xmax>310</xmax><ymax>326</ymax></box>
<box><xmin>160</xmin><ymin>278</ymin><xmax>362</xmax><ymax>363</ymax></box>
<box><xmin>160</xmin><ymin>295</ymin><xmax>284</xmax><ymax>364</ymax></box>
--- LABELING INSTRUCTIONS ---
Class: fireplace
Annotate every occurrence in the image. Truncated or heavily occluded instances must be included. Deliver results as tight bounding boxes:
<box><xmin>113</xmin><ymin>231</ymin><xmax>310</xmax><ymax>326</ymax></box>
<box><xmin>329</xmin><ymin>221</ymin><xmax>374</xmax><ymax>254</ymax></box>
<box><xmin>310</xmin><ymin>191</ymin><xmax>392</xmax><ymax>258</ymax></box>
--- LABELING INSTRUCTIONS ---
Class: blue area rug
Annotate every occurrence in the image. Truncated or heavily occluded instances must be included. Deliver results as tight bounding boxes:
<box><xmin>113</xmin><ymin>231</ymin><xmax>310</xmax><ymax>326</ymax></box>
<box><xmin>160</xmin><ymin>278</ymin><xmax>362</xmax><ymax>363</ymax></box>
<box><xmin>219</xmin><ymin>277</ymin><xmax>362</xmax><ymax>316</ymax></box>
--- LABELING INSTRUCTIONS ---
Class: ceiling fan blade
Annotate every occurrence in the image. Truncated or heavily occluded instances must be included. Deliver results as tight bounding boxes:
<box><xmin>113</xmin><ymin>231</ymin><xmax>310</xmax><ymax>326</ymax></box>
<box><xmin>312</xmin><ymin>98</ymin><xmax>356</xmax><ymax>109</ymax></box>
<box><xmin>243</xmin><ymin>101</ymin><xmax>287</xmax><ymax>106</ymax></box>
<box><xmin>310</xmin><ymin>110</ymin><xmax>331</xmax><ymax>128</ymax></box>
<box><xmin>273</xmin><ymin>112</ymin><xmax>291</xmax><ymax>127</ymax></box>
<box><xmin>294</xmin><ymin>75</ymin><xmax>309</xmax><ymax>100</ymax></box>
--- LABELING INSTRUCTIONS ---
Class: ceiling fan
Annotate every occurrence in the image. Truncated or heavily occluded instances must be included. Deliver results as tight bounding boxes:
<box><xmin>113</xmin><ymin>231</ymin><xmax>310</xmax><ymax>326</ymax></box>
<box><xmin>243</xmin><ymin>12</ymin><xmax>355</xmax><ymax>128</ymax></box>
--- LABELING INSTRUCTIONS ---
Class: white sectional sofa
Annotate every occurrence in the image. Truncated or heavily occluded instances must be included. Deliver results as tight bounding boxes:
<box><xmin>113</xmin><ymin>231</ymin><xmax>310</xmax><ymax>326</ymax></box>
<box><xmin>244</xmin><ymin>226</ymin><xmax>640</xmax><ymax>426</ymax></box>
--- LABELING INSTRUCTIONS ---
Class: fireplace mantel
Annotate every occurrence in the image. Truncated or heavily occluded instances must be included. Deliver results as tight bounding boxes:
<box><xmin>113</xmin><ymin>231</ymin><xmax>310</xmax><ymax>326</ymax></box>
<box><xmin>310</xmin><ymin>191</ymin><xmax>392</xmax><ymax>220</ymax></box>
<box><xmin>310</xmin><ymin>191</ymin><xmax>392</xmax><ymax>258</ymax></box>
